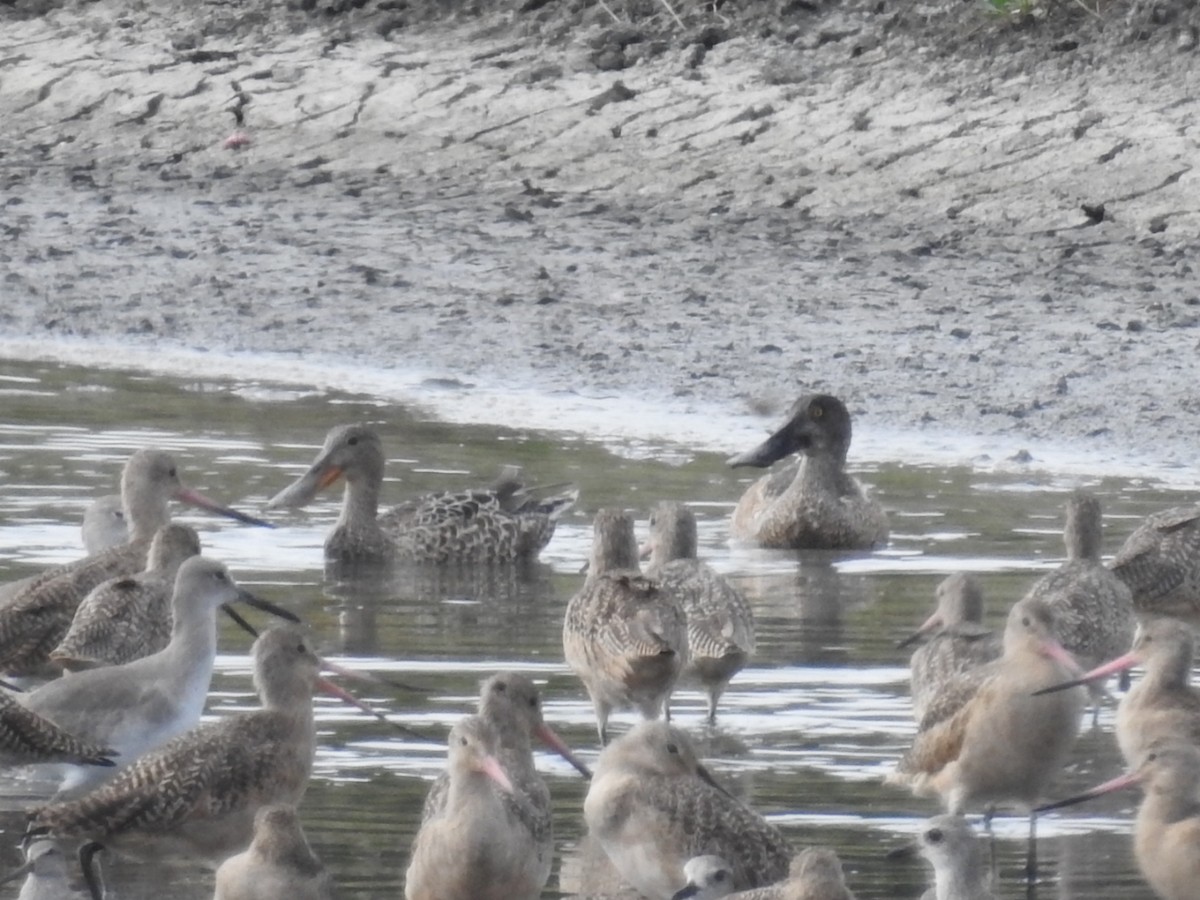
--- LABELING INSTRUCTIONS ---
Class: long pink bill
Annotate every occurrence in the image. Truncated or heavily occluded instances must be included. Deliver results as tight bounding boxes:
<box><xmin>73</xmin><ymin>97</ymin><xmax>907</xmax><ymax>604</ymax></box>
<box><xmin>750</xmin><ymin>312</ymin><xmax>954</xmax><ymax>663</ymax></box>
<box><xmin>175</xmin><ymin>486</ymin><xmax>276</xmax><ymax>528</ymax></box>
<box><xmin>897</xmin><ymin>612</ymin><xmax>942</xmax><ymax>649</ymax></box>
<box><xmin>477</xmin><ymin>754</ymin><xmax>514</xmax><ymax>794</ymax></box>
<box><xmin>534</xmin><ymin>722</ymin><xmax>592</xmax><ymax>779</ymax></box>
<box><xmin>314</xmin><ymin>671</ymin><xmax>427</xmax><ymax>742</ymax></box>
<box><xmin>1038</xmin><ymin>637</ymin><xmax>1086</xmax><ymax>678</ymax></box>
<box><xmin>321</xmin><ymin>659</ymin><xmax>432</xmax><ymax>695</ymax></box>
<box><xmin>1032</xmin><ymin>650</ymin><xmax>1139</xmax><ymax>697</ymax></box>
<box><xmin>1035</xmin><ymin>769</ymin><xmax>1141</xmax><ymax>814</ymax></box>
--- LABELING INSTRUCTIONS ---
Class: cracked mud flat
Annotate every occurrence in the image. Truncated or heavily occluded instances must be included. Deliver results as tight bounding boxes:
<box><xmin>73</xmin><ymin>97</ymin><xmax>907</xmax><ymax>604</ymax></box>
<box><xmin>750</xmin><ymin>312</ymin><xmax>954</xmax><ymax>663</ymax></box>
<box><xmin>1</xmin><ymin>0</ymin><xmax>1199</xmax><ymax>470</ymax></box>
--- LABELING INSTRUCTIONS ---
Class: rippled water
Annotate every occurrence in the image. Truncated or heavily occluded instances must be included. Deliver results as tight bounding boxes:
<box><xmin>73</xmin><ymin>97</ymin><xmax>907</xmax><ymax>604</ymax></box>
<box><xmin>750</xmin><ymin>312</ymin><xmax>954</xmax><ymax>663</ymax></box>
<box><xmin>0</xmin><ymin>357</ymin><xmax>1194</xmax><ymax>899</ymax></box>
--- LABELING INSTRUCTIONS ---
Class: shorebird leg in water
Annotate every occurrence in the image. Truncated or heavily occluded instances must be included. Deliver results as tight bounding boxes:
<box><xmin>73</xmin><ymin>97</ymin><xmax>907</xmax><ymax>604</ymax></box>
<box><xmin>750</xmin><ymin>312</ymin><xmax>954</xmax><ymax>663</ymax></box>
<box><xmin>79</xmin><ymin>842</ymin><xmax>104</xmax><ymax>900</ymax></box>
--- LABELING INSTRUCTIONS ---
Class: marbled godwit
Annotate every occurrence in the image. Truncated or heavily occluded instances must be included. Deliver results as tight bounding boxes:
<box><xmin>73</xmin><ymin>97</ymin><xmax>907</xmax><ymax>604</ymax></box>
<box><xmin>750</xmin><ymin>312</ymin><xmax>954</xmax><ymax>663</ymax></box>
<box><xmin>674</xmin><ymin>848</ymin><xmax>854</xmax><ymax>900</ymax></box>
<box><xmin>424</xmin><ymin>673</ymin><xmax>590</xmax><ymax>892</ymax></box>
<box><xmin>214</xmin><ymin>804</ymin><xmax>333</xmax><ymax>900</ymax></box>
<box><xmin>564</xmin><ymin>509</ymin><xmax>688</xmax><ymax>744</ymax></box>
<box><xmin>1037</xmin><ymin>740</ymin><xmax>1200</xmax><ymax>900</ymax></box>
<box><xmin>266</xmin><ymin>424</ymin><xmax>577</xmax><ymax>565</ymax></box>
<box><xmin>404</xmin><ymin>715</ymin><xmax>522</xmax><ymax>900</ymax></box>
<box><xmin>0</xmin><ymin>495</ymin><xmax>129</xmax><ymax>608</ymax></box>
<box><xmin>727</xmin><ymin>394</ymin><xmax>887</xmax><ymax>551</ymax></box>
<box><xmin>80</xmin><ymin>495</ymin><xmax>128</xmax><ymax>556</ymax></box>
<box><xmin>1034</xmin><ymin>617</ymin><xmax>1200</xmax><ymax>765</ymax></box>
<box><xmin>50</xmin><ymin>523</ymin><xmax>202</xmax><ymax>671</ymax></box>
<box><xmin>584</xmin><ymin>721</ymin><xmax>792</xmax><ymax>898</ymax></box>
<box><xmin>1111</xmin><ymin>502</ymin><xmax>1200</xmax><ymax>623</ymax></box>
<box><xmin>889</xmin><ymin>815</ymin><xmax>995</xmax><ymax>900</ymax></box>
<box><xmin>900</xmin><ymin>574</ymin><xmax>1000</xmax><ymax>729</ymax></box>
<box><xmin>21</xmin><ymin>555</ymin><xmax>297</xmax><ymax>795</ymax></box>
<box><xmin>0</xmin><ymin>449</ymin><xmax>272</xmax><ymax>676</ymax></box>
<box><xmin>888</xmin><ymin>598</ymin><xmax>1085</xmax><ymax>822</ymax></box>
<box><xmin>1023</xmin><ymin>490</ymin><xmax>1135</xmax><ymax>675</ymax></box>
<box><xmin>643</xmin><ymin>502</ymin><xmax>755</xmax><ymax>724</ymax></box>
<box><xmin>0</xmin><ymin>691</ymin><xmax>115</xmax><ymax>769</ymax></box>
<box><xmin>26</xmin><ymin>624</ymin><xmax>342</xmax><ymax>893</ymax></box>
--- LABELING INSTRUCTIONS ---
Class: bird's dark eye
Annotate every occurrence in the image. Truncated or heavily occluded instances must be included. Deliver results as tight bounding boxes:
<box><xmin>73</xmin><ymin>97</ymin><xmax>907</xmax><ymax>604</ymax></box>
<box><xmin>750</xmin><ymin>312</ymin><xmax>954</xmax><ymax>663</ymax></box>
<box><xmin>810</xmin><ymin>404</ymin><xmax>823</xmax><ymax>418</ymax></box>
<box><xmin>494</xmin><ymin>682</ymin><xmax>507</xmax><ymax>693</ymax></box>
<box><xmin>528</xmin><ymin>697</ymin><xmax>538</xmax><ymax>708</ymax></box>
<box><xmin>296</xmin><ymin>643</ymin><xmax>306</xmax><ymax>653</ymax></box>
<box><xmin>714</xmin><ymin>871</ymin><xmax>728</xmax><ymax>883</ymax></box>
<box><xmin>1021</xmin><ymin>616</ymin><xmax>1031</xmax><ymax>627</ymax></box>
<box><xmin>459</xmin><ymin>736</ymin><xmax>468</xmax><ymax>747</ymax></box>
<box><xmin>927</xmin><ymin>828</ymin><xmax>943</xmax><ymax>844</ymax></box>
<box><xmin>348</xmin><ymin>436</ymin><xmax>359</xmax><ymax>446</ymax></box>
<box><xmin>666</xmin><ymin>742</ymin><xmax>679</xmax><ymax>755</ymax></box>
<box><xmin>168</xmin><ymin>467</ymin><xmax>177</xmax><ymax>478</ymax></box>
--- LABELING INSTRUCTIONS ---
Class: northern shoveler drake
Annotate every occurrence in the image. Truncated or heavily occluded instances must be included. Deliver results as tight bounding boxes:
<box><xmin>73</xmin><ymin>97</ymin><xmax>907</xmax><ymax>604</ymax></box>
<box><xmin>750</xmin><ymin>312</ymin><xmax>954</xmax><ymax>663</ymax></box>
<box><xmin>266</xmin><ymin>424</ymin><xmax>578</xmax><ymax>565</ymax></box>
<box><xmin>727</xmin><ymin>394</ymin><xmax>888</xmax><ymax>551</ymax></box>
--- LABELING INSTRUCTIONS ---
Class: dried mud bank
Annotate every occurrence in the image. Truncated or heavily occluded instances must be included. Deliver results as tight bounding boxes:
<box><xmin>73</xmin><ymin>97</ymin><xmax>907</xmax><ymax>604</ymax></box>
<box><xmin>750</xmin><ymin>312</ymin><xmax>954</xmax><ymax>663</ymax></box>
<box><xmin>1</xmin><ymin>1</ymin><xmax>1199</xmax><ymax>469</ymax></box>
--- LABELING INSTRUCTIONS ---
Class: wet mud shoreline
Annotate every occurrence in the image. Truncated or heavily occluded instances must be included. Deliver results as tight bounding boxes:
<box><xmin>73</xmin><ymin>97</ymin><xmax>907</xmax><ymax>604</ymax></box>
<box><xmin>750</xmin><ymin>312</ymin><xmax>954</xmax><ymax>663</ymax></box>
<box><xmin>2</xmin><ymin>0</ymin><xmax>1199</xmax><ymax>469</ymax></box>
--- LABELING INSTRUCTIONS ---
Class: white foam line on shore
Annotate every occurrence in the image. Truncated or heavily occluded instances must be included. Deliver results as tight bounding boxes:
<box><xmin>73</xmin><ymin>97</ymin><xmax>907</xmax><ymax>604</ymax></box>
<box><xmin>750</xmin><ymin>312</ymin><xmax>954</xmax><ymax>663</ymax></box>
<box><xmin>3</xmin><ymin>335</ymin><xmax>1198</xmax><ymax>487</ymax></box>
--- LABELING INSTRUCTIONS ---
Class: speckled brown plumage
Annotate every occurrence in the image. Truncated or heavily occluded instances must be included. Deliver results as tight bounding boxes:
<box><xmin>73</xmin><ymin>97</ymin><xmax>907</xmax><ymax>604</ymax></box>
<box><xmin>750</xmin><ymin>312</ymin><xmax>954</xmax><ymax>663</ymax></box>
<box><xmin>644</xmin><ymin>502</ymin><xmax>755</xmax><ymax>724</ymax></box>
<box><xmin>1064</xmin><ymin>619</ymin><xmax>1200</xmax><ymax>766</ymax></box>
<box><xmin>903</xmin><ymin>574</ymin><xmax>1000</xmax><ymax>729</ymax></box>
<box><xmin>26</xmin><ymin>624</ymin><xmax>320</xmax><ymax>865</ymax></box>
<box><xmin>1111</xmin><ymin>503</ymin><xmax>1200</xmax><ymax>623</ymax></box>
<box><xmin>51</xmin><ymin>524</ymin><xmax>201</xmax><ymax>671</ymax></box>
<box><xmin>889</xmin><ymin>598</ymin><xmax>1085</xmax><ymax>815</ymax></box>
<box><xmin>420</xmin><ymin>673</ymin><xmax>589</xmax><ymax>895</ymax></box>
<box><xmin>0</xmin><ymin>691</ymin><xmax>115</xmax><ymax>769</ymax></box>
<box><xmin>267</xmin><ymin>424</ymin><xmax>577</xmax><ymax>565</ymax></box>
<box><xmin>584</xmin><ymin>721</ymin><xmax>792</xmax><ymax>900</ymax></box>
<box><xmin>0</xmin><ymin>449</ymin><xmax>267</xmax><ymax>677</ymax></box>
<box><xmin>406</xmin><ymin>715</ymin><xmax>535</xmax><ymax>900</ymax></box>
<box><xmin>728</xmin><ymin>395</ymin><xmax>887</xmax><ymax>551</ymax></box>
<box><xmin>1023</xmin><ymin>490</ymin><xmax>1135</xmax><ymax>670</ymax></box>
<box><xmin>564</xmin><ymin>510</ymin><xmax>688</xmax><ymax>744</ymax></box>
<box><xmin>214</xmin><ymin>805</ymin><xmax>333</xmax><ymax>900</ymax></box>
<box><xmin>718</xmin><ymin>848</ymin><xmax>855</xmax><ymax>900</ymax></box>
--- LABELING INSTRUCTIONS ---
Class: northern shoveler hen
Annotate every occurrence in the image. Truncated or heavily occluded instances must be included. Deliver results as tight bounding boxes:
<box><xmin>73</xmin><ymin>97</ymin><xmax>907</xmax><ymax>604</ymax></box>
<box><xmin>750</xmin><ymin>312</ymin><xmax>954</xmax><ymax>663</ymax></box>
<box><xmin>26</xmin><ymin>625</ymin><xmax>349</xmax><ymax>895</ymax></box>
<box><xmin>1111</xmin><ymin>502</ymin><xmax>1200</xmax><ymax>623</ymax></box>
<box><xmin>21</xmin><ymin>556</ymin><xmax>297</xmax><ymax>796</ymax></box>
<box><xmin>214</xmin><ymin>805</ymin><xmax>333</xmax><ymax>900</ymax></box>
<box><xmin>1022</xmin><ymin>490</ymin><xmax>1135</xmax><ymax>674</ymax></box>
<box><xmin>900</xmin><ymin>574</ymin><xmax>1000</xmax><ymax>729</ymax></box>
<box><xmin>51</xmin><ymin>523</ymin><xmax>202</xmax><ymax>671</ymax></box>
<box><xmin>888</xmin><ymin>598</ymin><xmax>1085</xmax><ymax>820</ymax></box>
<box><xmin>643</xmin><ymin>501</ymin><xmax>755</xmax><ymax>724</ymax></box>
<box><xmin>419</xmin><ymin>673</ymin><xmax>591</xmax><ymax>897</ymax></box>
<box><xmin>404</xmin><ymin>715</ymin><xmax>524</xmax><ymax>900</ymax></box>
<box><xmin>890</xmin><ymin>815</ymin><xmax>995</xmax><ymax>900</ymax></box>
<box><xmin>584</xmin><ymin>721</ymin><xmax>792</xmax><ymax>899</ymax></box>
<box><xmin>1035</xmin><ymin>617</ymin><xmax>1200</xmax><ymax>766</ymax></box>
<box><xmin>564</xmin><ymin>509</ymin><xmax>688</xmax><ymax>744</ymax></box>
<box><xmin>266</xmin><ymin>424</ymin><xmax>577</xmax><ymax>565</ymax></box>
<box><xmin>0</xmin><ymin>449</ymin><xmax>272</xmax><ymax>677</ymax></box>
<box><xmin>1038</xmin><ymin>740</ymin><xmax>1200</xmax><ymax>900</ymax></box>
<box><xmin>727</xmin><ymin>395</ymin><xmax>888</xmax><ymax>551</ymax></box>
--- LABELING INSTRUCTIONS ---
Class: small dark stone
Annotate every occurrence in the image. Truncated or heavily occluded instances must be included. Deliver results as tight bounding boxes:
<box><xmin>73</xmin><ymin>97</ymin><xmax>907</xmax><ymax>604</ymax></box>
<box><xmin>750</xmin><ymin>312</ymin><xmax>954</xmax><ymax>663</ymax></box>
<box><xmin>1081</xmin><ymin>202</ymin><xmax>1105</xmax><ymax>224</ymax></box>
<box><xmin>1126</xmin><ymin>319</ymin><xmax>1145</xmax><ymax>332</ymax></box>
<box><xmin>949</xmin><ymin>327</ymin><xmax>971</xmax><ymax>339</ymax></box>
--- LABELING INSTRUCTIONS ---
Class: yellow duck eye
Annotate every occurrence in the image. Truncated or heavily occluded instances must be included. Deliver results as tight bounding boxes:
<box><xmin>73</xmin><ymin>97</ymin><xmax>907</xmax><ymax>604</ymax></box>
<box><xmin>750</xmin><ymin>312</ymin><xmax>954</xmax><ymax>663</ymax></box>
<box><xmin>810</xmin><ymin>404</ymin><xmax>823</xmax><ymax>418</ymax></box>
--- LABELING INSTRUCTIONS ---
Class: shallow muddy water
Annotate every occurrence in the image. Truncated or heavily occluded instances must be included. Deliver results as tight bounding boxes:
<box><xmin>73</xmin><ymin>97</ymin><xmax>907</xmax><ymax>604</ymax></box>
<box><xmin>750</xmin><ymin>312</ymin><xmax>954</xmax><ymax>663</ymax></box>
<box><xmin>0</xmin><ymin>357</ymin><xmax>1195</xmax><ymax>899</ymax></box>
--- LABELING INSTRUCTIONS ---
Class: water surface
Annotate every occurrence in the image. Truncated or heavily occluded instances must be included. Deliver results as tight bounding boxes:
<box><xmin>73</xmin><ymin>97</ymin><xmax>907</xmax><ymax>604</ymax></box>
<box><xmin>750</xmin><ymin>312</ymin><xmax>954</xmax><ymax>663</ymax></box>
<box><xmin>0</xmin><ymin>358</ymin><xmax>1192</xmax><ymax>899</ymax></box>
